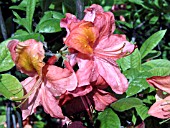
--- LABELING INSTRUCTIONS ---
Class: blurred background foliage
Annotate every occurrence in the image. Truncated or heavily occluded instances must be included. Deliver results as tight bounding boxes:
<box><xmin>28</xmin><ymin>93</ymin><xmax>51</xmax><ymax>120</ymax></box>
<box><xmin>0</xmin><ymin>0</ymin><xmax>170</xmax><ymax>128</ymax></box>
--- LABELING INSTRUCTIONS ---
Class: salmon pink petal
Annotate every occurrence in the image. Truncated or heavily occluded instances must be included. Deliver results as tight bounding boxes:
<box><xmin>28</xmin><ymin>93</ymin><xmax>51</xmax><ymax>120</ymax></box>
<box><xmin>60</xmin><ymin>13</ymin><xmax>79</xmax><ymax>38</ymax></box>
<box><xmin>8</xmin><ymin>39</ymin><xmax>45</xmax><ymax>76</ymax></box>
<box><xmin>148</xmin><ymin>95</ymin><xmax>170</xmax><ymax>119</ymax></box>
<box><xmin>147</xmin><ymin>76</ymin><xmax>170</xmax><ymax>94</ymax></box>
<box><xmin>95</xmin><ymin>57</ymin><xmax>128</xmax><ymax>94</ymax></box>
<box><xmin>7</xmin><ymin>40</ymin><xmax>19</xmax><ymax>61</ymax></box>
<box><xmin>93</xmin><ymin>89</ymin><xmax>117</xmax><ymax>111</ymax></box>
<box><xmin>21</xmin><ymin>76</ymin><xmax>41</xmax><ymax>120</ymax></box>
<box><xmin>94</xmin><ymin>34</ymin><xmax>135</xmax><ymax>60</ymax></box>
<box><xmin>44</xmin><ymin>65</ymin><xmax>77</xmax><ymax>96</ymax></box>
<box><xmin>76</xmin><ymin>54</ymin><xmax>98</xmax><ymax>87</ymax></box>
<box><xmin>64</xmin><ymin>21</ymin><xmax>98</xmax><ymax>55</ymax></box>
<box><xmin>84</xmin><ymin>4</ymin><xmax>115</xmax><ymax>36</ymax></box>
<box><xmin>40</xmin><ymin>84</ymin><xmax>64</xmax><ymax>118</ymax></box>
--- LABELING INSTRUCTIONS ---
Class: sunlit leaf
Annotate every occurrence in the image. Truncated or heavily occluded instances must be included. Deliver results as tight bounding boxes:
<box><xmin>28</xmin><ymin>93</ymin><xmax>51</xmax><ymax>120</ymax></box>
<box><xmin>97</xmin><ymin>108</ymin><xmax>121</xmax><ymax>128</ymax></box>
<box><xmin>136</xmin><ymin>105</ymin><xmax>150</xmax><ymax>120</ymax></box>
<box><xmin>117</xmin><ymin>48</ymin><xmax>141</xmax><ymax>71</ymax></box>
<box><xmin>0</xmin><ymin>74</ymin><xmax>23</xmax><ymax>99</ymax></box>
<box><xmin>0</xmin><ymin>40</ymin><xmax>15</xmax><ymax>72</ymax></box>
<box><xmin>140</xmin><ymin>30</ymin><xmax>166</xmax><ymax>59</ymax></box>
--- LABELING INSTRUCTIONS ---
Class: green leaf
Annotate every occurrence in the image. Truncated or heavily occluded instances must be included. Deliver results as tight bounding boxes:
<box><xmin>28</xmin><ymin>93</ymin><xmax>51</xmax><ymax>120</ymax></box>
<box><xmin>143</xmin><ymin>50</ymin><xmax>161</xmax><ymax>60</ymax></box>
<box><xmin>142</xmin><ymin>59</ymin><xmax>170</xmax><ymax>76</ymax></box>
<box><xmin>149</xmin><ymin>16</ymin><xmax>159</xmax><ymax>24</ymax></box>
<box><xmin>0</xmin><ymin>115</ymin><xmax>6</xmax><ymax>125</ymax></box>
<box><xmin>12</xmin><ymin>33</ymin><xmax>44</xmax><ymax>42</ymax></box>
<box><xmin>36</xmin><ymin>19</ymin><xmax>61</xmax><ymax>33</ymax></box>
<box><xmin>111</xmin><ymin>97</ymin><xmax>143</xmax><ymax>112</ymax></box>
<box><xmin>0</xmin><ymin>40</ymin><xmax>15</xmax><ymax>72</ymax></box>
<box><xmin>140</xmin><ymin>30</ymin><xmax>166</xmax><ymax>59</ymax></box>
<box><xmin>124</xmin><ymin>69</ymin><xmax>151</xmax><ymax>96</ymax></box>
<box><xmin>135</xmin><ymin>105</ymin><xmax>150</xmax><ymax>120</ymax></box>
<box><xmin>132</xmin><ymin>113</ymin><xmax>137</xmax><ymax>125</ymax></box>
<box><xmin>97</xmin><ymin>108</ymin><xmax>120</xmax><ymax>128</ymax></box>
<box><xmin>26</xmin><ymin>0</ymin><xmax>36</xmax><ymax>33</ymax></box>
<box><xmin>0</xmin><ymin>74</ymin><xmax>23</xmax><ymax>99</ymax></box>
<box><xmin>35</xmin><ymin>11</ymin><xmax>64</xmax><ymax>33</ymax></box>
<box><xmin>117</xmin><ymin>48</ymin><xmax>141</xmax><ymax>71</ymax></box>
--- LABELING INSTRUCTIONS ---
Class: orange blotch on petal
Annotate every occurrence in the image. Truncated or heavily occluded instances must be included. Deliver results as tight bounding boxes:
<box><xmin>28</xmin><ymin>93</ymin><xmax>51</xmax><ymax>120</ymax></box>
<box><xmin>65</xmin><ymin>21</ymin><xmax>98</xmax><ymax>55</ymax></box>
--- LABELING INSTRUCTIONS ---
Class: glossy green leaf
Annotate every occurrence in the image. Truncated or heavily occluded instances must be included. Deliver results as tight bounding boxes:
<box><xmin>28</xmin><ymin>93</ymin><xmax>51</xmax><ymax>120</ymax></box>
<box><xmin>0</xmin><ymin>74</ymin><xmax>23</xmax><ymax>99</ymax></box>
<box><xmin>135</xmin><ymin>105</ymin><xmax>150</xmax><ymax>120</ymax></box>
<box><xmin>128</xmin><ymin>0</ymin><xmax>143</xmax><ymax>5</ymax></box>
<box><xmin>117</xmin><ymin>48</ymin><xmax>141</xmax><ymax>71</ymax></box>
<box><xmin>12</xmin><ymin>33</ymin><xmax>44</xmax><ymax>42</ymax></box>
<box><xmin>111</xmin><ymin>97</ymin><xmax>143</xmax><ymax>112</ymax></box>
<box><xmin>142</xmin><ymin>59</ymin><xmax>170</xmax><ymax>76</ymax></box>
<box><xmin>0</xmin><ymin>40</ymin><xmax>15</xmax><ymax>72</ymax></box>
<box><xmin>36</xmin><ymin>19</ymin><xmax>61</xmax><ymax>33</ymax></box>
<box><xmin>26</xmin><ymin>0</ymin><xmax>36</xmax><ymax>33</ymax></box>
<box><xmin>97</xmin><ymin>108</ymin><xmax>120</xmax><ymax>128</ymax></box>
<box><xmin>124</xmin><ymin>69</ymin><xmax>151</xmax><ymax>96</ymax></box>
<box><xmin>140</xmin><ymin>30</ymin><xmax>166</xmax><ymax>59</ymax></box>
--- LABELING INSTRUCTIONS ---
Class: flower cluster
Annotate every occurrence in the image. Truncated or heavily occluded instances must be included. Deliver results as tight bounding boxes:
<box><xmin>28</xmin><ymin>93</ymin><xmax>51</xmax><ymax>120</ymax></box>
<box><xmin>8</xmin><ymin>4</ymin><xmax>135</xmax><ymax>120</ymax></box>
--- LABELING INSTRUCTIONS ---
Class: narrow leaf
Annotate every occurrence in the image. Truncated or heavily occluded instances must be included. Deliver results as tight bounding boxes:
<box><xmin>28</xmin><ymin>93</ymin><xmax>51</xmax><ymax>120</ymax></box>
<box><xmin>111</xmin><ymin>97</ymin><xmax>143</xmax><ymax>112</ymax></box>
<box><xmin>97</xmin><ymin>108</ymin><xmax>121</xmax><ymax>128</ymax></box>
<box><xmin>26</xmin><ymin>0</ymin><xmax>36</xmax><ymax>33</ymax></box>
<box><xmin>140</xmin><ymin>30</ymin><xmax>166</xmax><ymax>59</ymax></box>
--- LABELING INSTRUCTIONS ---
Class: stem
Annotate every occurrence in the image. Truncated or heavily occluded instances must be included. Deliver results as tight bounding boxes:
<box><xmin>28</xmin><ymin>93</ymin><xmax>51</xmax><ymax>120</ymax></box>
<box><xmin>0</xmin><ymin>7</ymin><xmax>7</xmax><ymax>40</ymax></box>
<box><xmin>6</xmin><ymin>101</ymin><xmax>11</xmax><ymax>128</ymax></box>
<box><xmin>75</xmin><ymin>0</ymin><xmax>84</xmax><ymax>20</ymax></box>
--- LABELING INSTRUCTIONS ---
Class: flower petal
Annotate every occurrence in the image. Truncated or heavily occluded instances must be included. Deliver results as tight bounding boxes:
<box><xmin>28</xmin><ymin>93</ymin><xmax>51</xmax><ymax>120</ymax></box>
<box><xmin>40</xmin><ymin>84</ymin><xmax>64</xmax><ymax>118</ymax></box>
<box><xmin>92</xmin><ymin>89</ymin><xmax>117</xmax><ymax>111</ymax></box>
<box><xmin>44</xmin><ymin>65</ymin><xmax>77</xmax><ymax>96</ymax></box>
<box><xmin>84</xmin><ymin>4</ymin><xmax>115</xmax><ymax>36</ymax></box>
<box><xmin>8</xmin><ymin>39</ymin><xmax>45</xmax><ymax>76</ymax></box>
<box><xmin>95</xmin><ymin>57</ymin><xmax>128</xmax><ymax>94</ymax></box>
<box><xmin>147</xmin><ymin>76</ymin><xmax>170</xmax><ymax>94</ymax></box>
<box><xmin>148</xmin><ymin>95</ymin><xmax>170</xmax><ymax>119</ymax></box>
<box><xmin>94</xmin><ymin>34</ymin><xmax>135</xmax><ymax>60</ymax></box>
<box><xmin>21</xmin><ymin>76</ymin><xmax>41</xmax><ymax>120</ymax></box>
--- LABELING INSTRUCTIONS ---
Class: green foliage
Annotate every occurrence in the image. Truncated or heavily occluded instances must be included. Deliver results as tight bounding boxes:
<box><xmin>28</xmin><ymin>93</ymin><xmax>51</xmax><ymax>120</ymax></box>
<box><xmin>0</xmin><ymin>74</ymin><xmax>23</xmax><ymax>99</ymax></box>
<box><xmin>140</xmin><ymin>30</ymin><xmax>167</xmax><ymax>59</ymax></box>
<box><xmin>97</xmin><ymin>108</ymin><xmax>121</xmax><ymax>128</ymax></box>
<box><xmin>111</xmin><ymin>97</ymin><xmax>143</xmax><ymax>112</ymax></box>
<box><xmin>0</xmin><ymin>40</ymin><xmax>15</xmax><ymax>72</ymax></box>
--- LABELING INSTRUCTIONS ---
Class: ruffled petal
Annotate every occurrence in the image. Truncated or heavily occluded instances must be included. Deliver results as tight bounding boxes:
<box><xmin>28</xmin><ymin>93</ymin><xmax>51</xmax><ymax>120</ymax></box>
<box><xmin>148</xmin><ymin>95</ymin><xmax>170</xmax><ymax>119</ymax></box>
<box><xmin>84</xmin><ymin>4</ymin><xmax>115</xmax><ymax>36</ymax></box>
<box><xmin>92</xmin><ymin>89</ymin><xmax>117</xmax><ymax>111</ymax></box>
<box><xmin>147</xmin><ymin>76</ymin><xmax>170</xmax><ymax>94</ymax></box>
<box><xmin>94</xmin><ymin>34</ymin><xmax>135</xmax><ymax>60</ymax></box>
<box><xmin>44</xmin><ymin>65</ymin><xmax>77</xmax><ymax>96</ymax></box>
<box><xmin>40</xmin><ymin>85</ymin><xmax>64</xmax><ymax>118</ymax></box>
<box><xmin>76</xmin><ymin>54</ymin><xmax>99</xmax><ymax>87</ymax></box>
<box><xmin>8</xmin><ymin>39</ymin><xmax>45</xmax><ymax>76</ymax></box>
<box><xmin>21</xmin><ymin>76</ymin><xmax>41</xmax><ymax>120</ymax></box>
<box><xmin>95</xmin><ymin>57</ymin><xmax>128</xmax><ymax>94</ymax></box>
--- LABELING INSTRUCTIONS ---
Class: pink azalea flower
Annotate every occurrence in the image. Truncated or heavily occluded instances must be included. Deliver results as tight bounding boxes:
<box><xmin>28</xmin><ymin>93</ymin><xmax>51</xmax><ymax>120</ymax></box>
<box><xmin>8</xmin><ymin>39</ymin><xmax>77</xmax><ymax>120</ymax></box>
<box><xmin>147</xmin><ymin>76</ymin><xmax>170</xmax><ymax>119</ymax></box>
<box><xmin>60</xmin><ymin>4</ymin><xmax>135</xmax><ymax>94</ymax></box>
<box><xmin>59</xmin><ymin>75</ymin><xmax>117</xmax><ymax>117</ymax></box>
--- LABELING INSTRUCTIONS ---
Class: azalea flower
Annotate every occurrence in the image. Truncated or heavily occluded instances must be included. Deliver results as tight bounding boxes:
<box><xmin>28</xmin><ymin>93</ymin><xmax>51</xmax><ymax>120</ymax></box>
<box><xmin>8</xmin><ymin>39</ymin><xmax>77</xmax><ymax>120</ymax></box>
<box><xmin>60</xmin><ymin>4</ymin><xmax>135</xmax><ymax>94</ymax></box>
<box><xmin>59</xmin><ymin>75</ymin><xmax>117</xmax><ymax>119</ymax></box>
<box><xmin>147</xmin><ymin>76</ymin><xmax>170</xmax><ymax>119</ymax></box>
